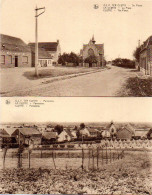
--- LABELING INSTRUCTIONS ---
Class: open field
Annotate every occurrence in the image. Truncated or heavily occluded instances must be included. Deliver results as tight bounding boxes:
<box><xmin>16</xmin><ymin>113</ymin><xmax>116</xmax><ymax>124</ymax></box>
<box><xmin>0</xmin><ymin>151</ymin><xmax>151</xmax><ymax>194</ymax></box>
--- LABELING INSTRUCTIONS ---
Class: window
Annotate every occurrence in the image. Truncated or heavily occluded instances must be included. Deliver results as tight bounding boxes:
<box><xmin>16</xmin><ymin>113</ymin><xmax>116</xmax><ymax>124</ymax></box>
<box><xmin>88</xmin><ymin>48</ymin><xmax>95</xmax><ymax>56</ymax></box>
<box><xmin>8</xmin><ymin>55</ymin><xmax>12</xmax><ymax>64</ymax></box>
<box><xmin>23</xmin><ymin>56</ymin><xmax>28</xmax><ymax>64</ymax></box>
<box><xmin>1</xmin><ymin>55</ymin><xmax>5</xmax><ymax>64</ymax></box>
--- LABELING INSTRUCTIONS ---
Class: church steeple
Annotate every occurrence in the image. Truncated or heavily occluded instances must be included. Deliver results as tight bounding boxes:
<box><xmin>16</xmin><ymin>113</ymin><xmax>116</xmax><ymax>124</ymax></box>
<box><xmin>92</xmin><ymin>35</ymin><xmax>96</xmax><ymax>44</ymax></box>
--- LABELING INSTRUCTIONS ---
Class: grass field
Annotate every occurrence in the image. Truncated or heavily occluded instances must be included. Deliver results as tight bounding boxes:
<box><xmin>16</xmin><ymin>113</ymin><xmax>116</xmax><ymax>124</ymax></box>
<box><xmin>0</xmin><ymin>150</ymin><xmax>152</xmax><ymax>194</ymax></box>
<box><xmin>23</xmin><ymin>66</ymin><xmax>101</xmax><ymax>80</ymax></box>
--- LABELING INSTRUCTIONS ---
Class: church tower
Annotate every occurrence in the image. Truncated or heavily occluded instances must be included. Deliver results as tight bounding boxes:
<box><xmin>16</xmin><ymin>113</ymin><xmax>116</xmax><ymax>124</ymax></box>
<box><xmin>92</xmin><ymin>35</ymin><xmax>96</xmax><ymax>44</ymax></box>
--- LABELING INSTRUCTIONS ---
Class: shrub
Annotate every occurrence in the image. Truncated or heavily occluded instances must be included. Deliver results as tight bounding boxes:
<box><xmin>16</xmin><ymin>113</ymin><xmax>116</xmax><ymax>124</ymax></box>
<box><xmin>112</xmin><ymin>58</ymin><xmax>135</xmax><ymax>68</ymax></box>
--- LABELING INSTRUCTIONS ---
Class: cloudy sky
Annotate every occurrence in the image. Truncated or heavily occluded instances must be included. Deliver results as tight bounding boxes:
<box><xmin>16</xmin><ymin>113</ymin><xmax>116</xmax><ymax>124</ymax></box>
<box><xmin>1</xmin><ymin>98</ymin><xmax>152</xmax><ymax>123</ymax></box>
<box><xmin>1</xmin><ymin>0</ymin><xmax>152</xmax><ymax>60</ymax></box>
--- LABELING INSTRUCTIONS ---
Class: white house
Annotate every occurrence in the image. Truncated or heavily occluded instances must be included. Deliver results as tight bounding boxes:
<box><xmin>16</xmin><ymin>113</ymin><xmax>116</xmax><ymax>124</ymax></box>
<box><xmin>58</xmin><ymin>130</ymin><xmax>74</xmax><ymax>142</ymax></box>
<box><xmin>79</xmin><ymin>128</ymin><xmax>90</xmax><ymax>138</ymax></box>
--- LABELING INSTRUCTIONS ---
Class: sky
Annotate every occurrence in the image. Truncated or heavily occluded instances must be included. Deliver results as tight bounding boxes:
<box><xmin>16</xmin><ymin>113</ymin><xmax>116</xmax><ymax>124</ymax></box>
<box><xmin>1</xmin><ymin>0</ymin><xmax>152</xmax><ymax>60</ymax></box>
<box><xmin>1</xmin><ymin>98</ymin><xmax>152</xmax><ymax>123</ymax></box>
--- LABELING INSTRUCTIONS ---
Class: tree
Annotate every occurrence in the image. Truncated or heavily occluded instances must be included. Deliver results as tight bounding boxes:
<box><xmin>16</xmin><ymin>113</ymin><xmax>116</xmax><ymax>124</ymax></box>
<box><xmin>84</xmin><ymin>55</ymin><xmax>97</xmax><ymax>64</ymax></box>
<box><xmin>80</xmin><ymin>123</ymin><xmax>85</xmax><ymax>129</ymax></box>
<box><xmin>133</xmin><ymin>47</ymin><xmax>141</xmax><ymax>62</ymax></box>
<box><xmin>58</xmin><ymin>52</ymin><xmax>81</xmax><ymax>66</ymax></box>
<box><xmin>54</xmin><ymin>125</ymin><xmax>63</xmax><ymax>135</ymax></box>
<box><xmin>112</xmin><ymin>58</ymin><xmax>135</xmax><ymax>69</ymax></box>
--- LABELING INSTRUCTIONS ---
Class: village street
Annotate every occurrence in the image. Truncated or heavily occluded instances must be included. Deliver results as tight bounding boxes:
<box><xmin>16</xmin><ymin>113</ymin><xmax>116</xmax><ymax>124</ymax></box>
<box><xmin>0</xmin><ymin>65</ymin><xmax>137</xmax><ymax>96</ymax></box>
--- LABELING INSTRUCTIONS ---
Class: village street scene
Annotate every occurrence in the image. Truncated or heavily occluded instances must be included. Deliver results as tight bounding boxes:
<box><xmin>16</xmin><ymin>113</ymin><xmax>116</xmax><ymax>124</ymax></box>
<box><xmin>0</xmin><ymin>0</ymin><xmax>152</xmax><ymax>97</ymax></box>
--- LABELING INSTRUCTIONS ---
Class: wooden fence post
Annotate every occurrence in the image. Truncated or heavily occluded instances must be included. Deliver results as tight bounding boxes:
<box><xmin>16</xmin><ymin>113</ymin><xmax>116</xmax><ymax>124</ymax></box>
<box><xmin>106</xmin><ymin>144</ymin><xmax>108</xmax><ymax>164</ymax></box>
<box><xmin>110</xmin><ymin>148</ymin><xmax>112</xmax><ymax>163</ymax></box>
<box><xmin>117</xmin><ymin>149</ymin><xmax>119</xmax><ymax>160</ymax></box>
<box><xmin>28</xmin><ymin>150</ymin><xmax>31</xmax><ymax>169</ymax></box>
<box><xmin>81</xmin><ymin>147</ymin><xmax>84</xmax><ymax>170</ymax></box>
<box><xmin>3</xmin><ymin>146</ymin><xmax>8</xmax><ymax>169</ymax></box>
<box><xmin>102</xmin><ymin>147</ymin><xmax>104</xmax><ymax>165</ymax></box>
<box><xmin>41</xmin><ymin>149</ymin><xmax>42</xmax><ymax>158</ymax></box>
<box><xmin>88</xmin><ymin>148</ymin><xmax>90</xmax><ymax>170</ymax></box>
<box><xmin>52</xmin><ymin>151</ymin><xmax>56</xmax><ymax>169</ymax></box>
<box><xmin>92</xmin><ymin>149</ymin><xmax>94</xmax><ymax>170</ymax></box>
<box><xmin>97</xmin><ymin>147</ymin><xmax>99</xmax><ymax>170</ymax></box>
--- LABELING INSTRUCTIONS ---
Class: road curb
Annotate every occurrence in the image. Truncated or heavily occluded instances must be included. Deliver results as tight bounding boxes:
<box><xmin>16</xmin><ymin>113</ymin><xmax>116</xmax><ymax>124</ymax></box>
<box><xmin>41</xmin><ymin>68</ymin><xmax>106</xmax><ymax>85</ymax></box>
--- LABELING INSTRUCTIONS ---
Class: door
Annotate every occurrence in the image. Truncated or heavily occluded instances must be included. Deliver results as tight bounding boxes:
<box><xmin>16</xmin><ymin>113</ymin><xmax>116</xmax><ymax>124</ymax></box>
<box><xmin>15</xmin><ymin>56</ymin><xmax>18</xmax><ymax>67</ymax></box>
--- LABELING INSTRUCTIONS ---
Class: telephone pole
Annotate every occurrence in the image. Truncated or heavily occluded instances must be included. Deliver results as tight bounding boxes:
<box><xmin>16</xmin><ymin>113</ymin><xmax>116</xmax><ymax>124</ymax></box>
<box><xmin>35</xmin><ymin>6</ymin><xmax>45</xmax><ymax>76</ymax></box>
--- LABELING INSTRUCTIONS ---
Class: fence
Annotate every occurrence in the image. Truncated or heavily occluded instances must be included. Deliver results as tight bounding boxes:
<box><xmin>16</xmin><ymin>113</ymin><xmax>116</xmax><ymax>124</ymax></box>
<box><xmin>0</xmin><ymin>146</ymin><xmax>125</xmax><ymax>170</ymax></box>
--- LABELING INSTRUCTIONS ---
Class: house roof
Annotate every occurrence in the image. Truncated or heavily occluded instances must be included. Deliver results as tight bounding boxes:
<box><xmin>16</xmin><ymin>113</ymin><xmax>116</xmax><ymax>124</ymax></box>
<box><xmin>28</xmin><ymin>42</ymin><xmax>59</xmax><ymax>52</ymax></box>
<box><xmin>88</xmin><ymin>128</ymin><xmax>98</xmax><ymax>133</ymax></box>
<box><xmin>64</xmin><ymin>129</ymin><xmax>74</xmax><ymax>138</ymax></box>
<box><xmin>30</xmin><ymin>46</ymin><xmax>52</xmax><ymax>59</ymax></box>
<box><xmin>0</xmin><ymin>34</ymin><xmax>31</xmax><ymax>52</ymax></box>
<box><xmin>5</xmin><ymin>128</ymin><xmax>16</xmax><ymax>136</ymax></box>
<box><xmin>140</xmin><ymin>36</ymin><xmax>152</xmax><ymax>52</ymax></box>
<box><xmin>134</xmin><ymin>129</ymin><xmax>149</xmax><ymax>137</ymax></box>
<box><xmin>12</xmin><ymin>128</ymin><xmax>41</xmax><ymax>136</ymax></box>
<box><xmin>42</xmin><ymin>132</ymin><xmax>57</xmax><ymax>139</ymax></box>
<box><xmin>0</xmin><ymin>129</ymin><xmax>10</xmax><ymax>138</ymax></box>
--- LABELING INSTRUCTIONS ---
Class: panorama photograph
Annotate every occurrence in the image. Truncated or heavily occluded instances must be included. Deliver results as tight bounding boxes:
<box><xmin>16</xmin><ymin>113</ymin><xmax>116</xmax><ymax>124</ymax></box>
<box><xmin>0</xmin><ymin>0</ymin><xmax>152</xmax><ymax>97</ymax></box>
<box><xmin>0</xmin><ymin>98</ymin><xmax>152</xmax><ymax>194</ymax></box>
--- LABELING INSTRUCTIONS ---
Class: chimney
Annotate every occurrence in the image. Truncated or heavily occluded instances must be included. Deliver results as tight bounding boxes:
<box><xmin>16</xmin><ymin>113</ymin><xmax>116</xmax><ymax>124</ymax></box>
<box><xmin>57</xmin><ymin>40</ymin><xmax>59</xmax><ymax>44</ymax></box>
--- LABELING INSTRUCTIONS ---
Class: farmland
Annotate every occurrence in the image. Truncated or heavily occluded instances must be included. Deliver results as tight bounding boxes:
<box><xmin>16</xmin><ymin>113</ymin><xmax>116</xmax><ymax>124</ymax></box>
<box><xmin>0</xmin><ymin>149</ymin><xmax>152</xmax><ymax>194</ymax></box>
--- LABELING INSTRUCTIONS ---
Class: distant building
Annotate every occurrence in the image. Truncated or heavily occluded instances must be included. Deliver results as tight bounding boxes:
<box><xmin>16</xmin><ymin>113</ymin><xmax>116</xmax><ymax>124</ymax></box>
<box><xmin>107</xmin><ymin>122</ymin><xmax>135</xmax><ymax>140</ymax></box>
<box><xmin>28</xmin><ymin>40</ymin><xmax>61</xmax><ymax>66</ymax></box>
<box><xmin>0</xmin><ymin>34</ymin><xmax>31</xmax><ymax>68</ymax></box>
<box><xmin>12</xmin><ymin>128</ymin><xmax>42</xmax><ymax>145</ymax></box>
<box><xmin>42</xmin><ymin>132</ymin><xmax>57</xmax><ymax>143</ymax></box>
<box><xmin>79</xmin><ymin>128</ymin><xmax>90</xmax><ymax>138</ymax></box>
<box><xmin>80</xmin><ymin>36</ymin><xmax>105</xmax><ymax>67</ymax></box>
<box><xmin>138</xmin><ymin>36</ymin><xmax>152</xmax><ymax>76</ymax></box>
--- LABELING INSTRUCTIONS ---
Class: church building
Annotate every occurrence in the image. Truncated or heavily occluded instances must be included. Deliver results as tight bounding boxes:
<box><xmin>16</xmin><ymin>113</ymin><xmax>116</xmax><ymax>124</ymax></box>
<box><xmin>80</xmin><ymin>36</ymin><xmax>105</xmax><ymax>67</ymax></box>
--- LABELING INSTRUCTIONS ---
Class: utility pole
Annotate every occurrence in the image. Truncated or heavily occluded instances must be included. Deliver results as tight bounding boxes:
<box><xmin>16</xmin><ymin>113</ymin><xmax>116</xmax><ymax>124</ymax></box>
<box><xmin>35</xmin><ymin>6</ymin><xmax>45</xmax><ymax>76</ymax></box>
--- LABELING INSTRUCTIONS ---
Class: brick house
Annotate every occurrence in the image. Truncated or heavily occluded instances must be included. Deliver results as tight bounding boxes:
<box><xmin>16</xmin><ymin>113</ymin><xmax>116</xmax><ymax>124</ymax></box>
<box><xmin>30</xmin><ymin>46</ymin><xmax>52</xmax><ymax>67</ymax></box>
<box><xmin>28</xmin><ymin>40</ymin><xmax>61</xmax><ymax>66</ymax></box>
<box><xmin>80</xmin><ymin>36</ymin><xmax>105</xmax><ymax>67</ymax></box>
<box><xmin>12</xmin><ymin>128</ymin><xmax>42</xmax><ymax>145</ymax></box>
<box><xmin>0</xmin><ymin>34</ymin><xmax>31</xmax><ymax>68</ymax></box>
<box><xmin>139</xmin><ymin>36</ymin><xmax>152</xmax><ymax>76</ymax></box>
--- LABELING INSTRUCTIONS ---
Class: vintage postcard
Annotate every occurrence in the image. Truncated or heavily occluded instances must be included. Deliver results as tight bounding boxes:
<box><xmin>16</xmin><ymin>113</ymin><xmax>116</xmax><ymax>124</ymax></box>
<box><xmin>0</xmin><ymin>97</ymin><xmax>152</xmax><ymax>194</ymax></box>
<box><xmin>0</xmin><ymin>0</ymin><xmax>152</xmax><ymax>195</ymax></box>
<box><xmin>0</xmin><ymin>0</ymin><xmax>151</xmax><ymax>97</ymax></box>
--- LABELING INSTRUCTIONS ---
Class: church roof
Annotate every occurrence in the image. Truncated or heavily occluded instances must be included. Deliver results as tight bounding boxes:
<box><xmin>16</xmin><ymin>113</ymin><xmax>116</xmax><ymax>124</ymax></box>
<box><xmin>83</xmin><ymin>43</ymin><xmax>104</xmax><ymax>54</ymax></box>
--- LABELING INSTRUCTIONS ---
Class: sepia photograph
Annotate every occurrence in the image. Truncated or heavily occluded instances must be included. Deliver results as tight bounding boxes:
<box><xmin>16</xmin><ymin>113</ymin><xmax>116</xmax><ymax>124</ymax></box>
<box><xmin>0</xmin><ymin>98</ymin><xmax>152</xmax><ymax>194</ymax></box>
<box><xmin>0</xmin><ymin>0</ymin><xmax>152</xmax><ymax>97</ymax></box>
